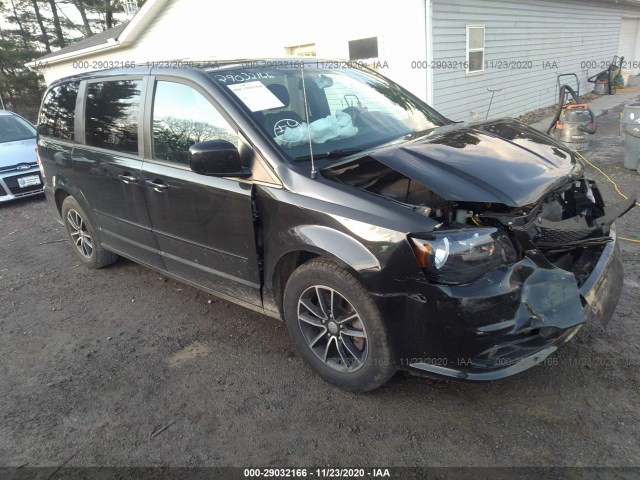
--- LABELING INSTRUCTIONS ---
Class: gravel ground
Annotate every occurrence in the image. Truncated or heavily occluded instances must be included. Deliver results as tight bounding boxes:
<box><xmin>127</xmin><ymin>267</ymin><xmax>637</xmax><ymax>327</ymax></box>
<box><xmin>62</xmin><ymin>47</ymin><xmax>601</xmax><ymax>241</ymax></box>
<box><xmin>1</xmin><ymin>106</ymin><xmax>639</xmax><ymax>470</ymax></box>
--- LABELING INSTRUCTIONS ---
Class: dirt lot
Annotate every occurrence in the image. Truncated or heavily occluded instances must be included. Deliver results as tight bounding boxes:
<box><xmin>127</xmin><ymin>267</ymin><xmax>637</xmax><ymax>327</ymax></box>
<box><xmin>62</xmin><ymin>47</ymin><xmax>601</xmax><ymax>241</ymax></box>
<box><xmin>1</xmin><ymin>105</ymin><xmax>640</xmax><ymax>470</ymax></box>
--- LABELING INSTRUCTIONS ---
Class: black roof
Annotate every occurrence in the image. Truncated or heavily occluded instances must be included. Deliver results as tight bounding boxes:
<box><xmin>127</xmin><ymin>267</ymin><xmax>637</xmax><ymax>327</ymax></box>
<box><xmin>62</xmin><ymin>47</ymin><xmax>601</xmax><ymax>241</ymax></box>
<box><xmin>37</xmin><ymin>23</ymin><xmax>128</xmax><ymax>62</ymax></box>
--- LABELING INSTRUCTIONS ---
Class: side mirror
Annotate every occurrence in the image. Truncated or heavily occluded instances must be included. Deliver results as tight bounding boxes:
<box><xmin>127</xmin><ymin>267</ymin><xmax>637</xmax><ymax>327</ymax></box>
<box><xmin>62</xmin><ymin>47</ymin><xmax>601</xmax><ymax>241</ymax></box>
<box><xmin>188</xmin><ymin>140</ymin><xmax>251</xmax><ymax>178</ymax></box>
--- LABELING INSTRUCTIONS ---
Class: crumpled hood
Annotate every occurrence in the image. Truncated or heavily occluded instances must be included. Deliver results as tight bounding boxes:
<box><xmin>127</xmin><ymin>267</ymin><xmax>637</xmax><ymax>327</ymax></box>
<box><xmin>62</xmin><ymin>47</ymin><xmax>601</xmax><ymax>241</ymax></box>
<box><xmin>0</xmin><ymin>138</ymin><xmax>37</xmax><ymax>169</ymax></box>
<box><xmin>370</xmin><ymin>119</ymin><xmax>575</xmax><ymax>207</ymax></box>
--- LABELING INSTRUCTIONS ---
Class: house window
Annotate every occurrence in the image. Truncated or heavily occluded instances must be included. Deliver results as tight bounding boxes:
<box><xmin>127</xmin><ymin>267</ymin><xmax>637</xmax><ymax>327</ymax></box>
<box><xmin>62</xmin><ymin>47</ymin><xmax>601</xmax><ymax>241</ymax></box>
<box><xmin>286</xmin><ymin>43</ymin><xmax>316</xmax><ymax>56</ymax></box>
<box><xmin>466</xmin><ymin>25</ymin><xmax>485</xmax><ymax>74</ymax></box>
<box><xmin>348</xmin><ymin>37</ymin><xmax>378</xmax><ymax>61</ymax></box>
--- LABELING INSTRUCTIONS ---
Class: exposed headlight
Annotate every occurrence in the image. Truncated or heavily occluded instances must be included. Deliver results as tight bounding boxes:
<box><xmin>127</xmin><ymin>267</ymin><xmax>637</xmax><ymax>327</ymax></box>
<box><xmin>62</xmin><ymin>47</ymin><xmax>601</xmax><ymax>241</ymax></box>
<box><xmin>410</xmin><ymin>228</ymin><xmax>517</xmax><ymax>285</ymax></box>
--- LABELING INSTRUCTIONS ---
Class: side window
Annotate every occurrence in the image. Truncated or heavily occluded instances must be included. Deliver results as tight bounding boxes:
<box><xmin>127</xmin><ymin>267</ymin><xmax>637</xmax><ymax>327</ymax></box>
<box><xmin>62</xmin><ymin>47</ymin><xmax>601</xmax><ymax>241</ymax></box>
<box><xmin>152</xmin><ymin>81</ymin><xmax>238</xmax><ymax>165</ymax></box>
<box><xmin>85</xmin><ymin>80</ymin><xmax>141</xmax><ymax>154</ymax></box>
<box><xmin>466</xmin><ymin>25</ymin><xmax>485</xmax><ymax>74</ymax></box>
<box><xmin>38</xmin><ymin>82</ymin><xmax>79</xmax><ymax>140</ymax></box>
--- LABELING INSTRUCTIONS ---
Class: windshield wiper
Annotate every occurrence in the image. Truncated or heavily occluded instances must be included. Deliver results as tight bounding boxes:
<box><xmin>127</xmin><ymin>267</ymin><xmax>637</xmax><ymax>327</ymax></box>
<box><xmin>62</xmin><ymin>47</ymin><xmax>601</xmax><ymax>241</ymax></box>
<box><xmin>293</xmin><ymin>148</ymin><xmax>365</xmax><ymax>162</ymax></box>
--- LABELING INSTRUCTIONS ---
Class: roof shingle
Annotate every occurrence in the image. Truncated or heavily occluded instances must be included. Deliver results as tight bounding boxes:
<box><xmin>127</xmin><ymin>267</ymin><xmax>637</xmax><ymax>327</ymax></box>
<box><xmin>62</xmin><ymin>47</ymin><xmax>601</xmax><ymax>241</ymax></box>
<box><xmin>37</xmin><ymin>23</ymin><xmax>129</xmax><ymax>61</ymax></box>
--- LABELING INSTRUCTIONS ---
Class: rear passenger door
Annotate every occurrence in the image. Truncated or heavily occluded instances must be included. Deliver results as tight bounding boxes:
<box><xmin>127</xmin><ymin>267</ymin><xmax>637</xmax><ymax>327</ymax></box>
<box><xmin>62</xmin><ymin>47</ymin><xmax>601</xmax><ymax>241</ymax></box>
<box><xmin>140</xmin><ymin>78</ymin><xmax>262</xmax><ymax>307</ymax></box>
<box><xmin>71</xmin><ymin>77</ymin><xmax>165</xmax><ymax>269</ymax></box>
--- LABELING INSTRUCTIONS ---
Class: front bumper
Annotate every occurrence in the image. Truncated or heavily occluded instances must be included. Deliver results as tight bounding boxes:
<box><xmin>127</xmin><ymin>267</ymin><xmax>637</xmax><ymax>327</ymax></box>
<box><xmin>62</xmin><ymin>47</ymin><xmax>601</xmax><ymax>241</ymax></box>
<box><xmin>397</xmin><ymin>225</ymin><xmax>623</xmax><ymax>381</ymax></box>
<box><xmin>579</xmin><ymin>225</ymin><xmax>624</xmax><ymax>328</ymax></box>
<box><xmin>0</xmin><ymin>166</ymin><xmax>44</xmax><ymax>202</ymax></box>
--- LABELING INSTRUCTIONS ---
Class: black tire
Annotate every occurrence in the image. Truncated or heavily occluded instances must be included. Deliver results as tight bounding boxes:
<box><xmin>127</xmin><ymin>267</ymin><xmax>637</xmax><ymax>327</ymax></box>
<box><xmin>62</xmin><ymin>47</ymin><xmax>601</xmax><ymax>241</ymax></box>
<box><xmin>283</xmin><ymin>258</ymin><xmax>396</xmax><ymax>392</ymax></box>
<box><xmin>61</xmin><ymin>196</ymin><xmax>118</xmax><ymax>269</ymax></box>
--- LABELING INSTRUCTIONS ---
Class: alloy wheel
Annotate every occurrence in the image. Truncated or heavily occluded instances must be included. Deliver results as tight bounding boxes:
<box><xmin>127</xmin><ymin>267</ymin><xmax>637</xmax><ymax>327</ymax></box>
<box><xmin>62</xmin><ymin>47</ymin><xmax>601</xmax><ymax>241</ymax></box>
<box><xmin>297</xmin><ymin>285</ymin><xmax>368</xmax><ymax>372</ymax></box>
<box><xmin>67</xmin><ymin>209</ymin><xmax>93</xmax><ymax>258</ymax></box>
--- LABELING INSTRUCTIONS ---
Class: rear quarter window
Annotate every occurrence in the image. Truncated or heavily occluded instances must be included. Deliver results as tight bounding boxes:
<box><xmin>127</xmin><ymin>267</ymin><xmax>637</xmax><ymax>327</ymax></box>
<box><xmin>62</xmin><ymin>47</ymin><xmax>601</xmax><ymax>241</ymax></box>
<box><xmin>38</xmin><ymin>82</ymin><xmax>79</xmax><ymax>140</ymax></box>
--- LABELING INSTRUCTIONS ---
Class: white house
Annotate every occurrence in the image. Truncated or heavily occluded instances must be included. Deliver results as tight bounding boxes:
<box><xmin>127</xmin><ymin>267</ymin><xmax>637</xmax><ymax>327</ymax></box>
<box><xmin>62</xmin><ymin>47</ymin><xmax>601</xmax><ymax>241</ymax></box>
<box><xmin>27</xmin><ymin>0</ymin><xmax>640</xmax><ymax>121</ymax></box>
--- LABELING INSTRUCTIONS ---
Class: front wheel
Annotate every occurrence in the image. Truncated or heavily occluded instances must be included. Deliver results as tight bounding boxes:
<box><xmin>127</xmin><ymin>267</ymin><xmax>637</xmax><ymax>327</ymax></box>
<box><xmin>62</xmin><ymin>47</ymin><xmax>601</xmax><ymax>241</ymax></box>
<box><xmin>61</xmin><ymin>196</ymin><xmax>118</xmax><ymax>268</ymax></box>
<box><xmin>283</xmin><ymin>259</ymin><xmax>396</xmax><ymax>392</ymax></box>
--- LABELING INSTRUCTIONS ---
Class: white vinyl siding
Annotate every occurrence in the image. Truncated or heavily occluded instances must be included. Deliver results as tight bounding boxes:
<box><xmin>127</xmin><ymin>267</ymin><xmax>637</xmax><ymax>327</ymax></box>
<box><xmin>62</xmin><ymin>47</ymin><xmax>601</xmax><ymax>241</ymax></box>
<box><xmin>431</xmin><ymin>0</ymin><xmax>635</xmax><ymax>121</ymax></box>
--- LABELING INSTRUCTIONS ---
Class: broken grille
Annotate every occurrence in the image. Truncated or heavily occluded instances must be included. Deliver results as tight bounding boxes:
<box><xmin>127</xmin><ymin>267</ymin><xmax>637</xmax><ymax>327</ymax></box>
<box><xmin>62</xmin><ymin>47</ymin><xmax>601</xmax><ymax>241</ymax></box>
<box><xmin>536</xmin><ymin>226</ymin><xmax>597</xmax><ymax>245</ymax></box>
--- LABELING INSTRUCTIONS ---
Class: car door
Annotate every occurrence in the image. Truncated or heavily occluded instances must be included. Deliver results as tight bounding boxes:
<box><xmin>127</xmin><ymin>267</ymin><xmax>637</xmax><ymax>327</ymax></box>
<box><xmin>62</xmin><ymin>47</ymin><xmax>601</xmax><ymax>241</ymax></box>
<box><xmin>140</xmin><ymin>77</ymin><xmax>262</xmax><ymax>307</ymax></box>
<box><xmin>70</xmin><ymin>77</ymin><xmax>165</xmax><ymax>270</ymax></box>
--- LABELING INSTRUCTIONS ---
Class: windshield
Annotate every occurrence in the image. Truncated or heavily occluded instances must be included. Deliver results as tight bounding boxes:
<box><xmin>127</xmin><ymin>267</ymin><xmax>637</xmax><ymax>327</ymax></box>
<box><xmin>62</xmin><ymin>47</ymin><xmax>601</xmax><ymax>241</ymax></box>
<box><xmin>210</xmin><ymin>64</ymin><xmax>448</xmax><ymax>161</ymax></box>
<box><xmin>0</xmin><ymin>114</ymin><xmax>36</xmax><ymax>144</ymax></box>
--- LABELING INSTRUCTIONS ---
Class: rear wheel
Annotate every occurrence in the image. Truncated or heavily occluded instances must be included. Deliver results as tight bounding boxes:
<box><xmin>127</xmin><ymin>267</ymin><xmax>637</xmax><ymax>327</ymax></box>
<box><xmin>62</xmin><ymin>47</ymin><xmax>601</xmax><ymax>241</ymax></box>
<box><xmin>283</xmin><ymin>259</ymin><xmax>396</xmax><ymax>392</ymax></box>
<box><xmin>61</xmin><ymin>196</ymin><xmax>118</xmax><ymax>268</ymax></box>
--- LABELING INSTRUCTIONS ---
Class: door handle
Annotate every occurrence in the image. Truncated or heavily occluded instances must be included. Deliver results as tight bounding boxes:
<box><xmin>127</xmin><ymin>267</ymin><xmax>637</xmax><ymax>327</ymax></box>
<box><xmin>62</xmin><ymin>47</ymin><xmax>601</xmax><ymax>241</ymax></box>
<box><xmin>145</xmin><ymin>179</ymin><xmax>169</xmax><ymax>193</ymax></box>
<box><xmin>118</xmin><ymin>173</ymin><xmax>139</xmax><ymax>185</ymax></box>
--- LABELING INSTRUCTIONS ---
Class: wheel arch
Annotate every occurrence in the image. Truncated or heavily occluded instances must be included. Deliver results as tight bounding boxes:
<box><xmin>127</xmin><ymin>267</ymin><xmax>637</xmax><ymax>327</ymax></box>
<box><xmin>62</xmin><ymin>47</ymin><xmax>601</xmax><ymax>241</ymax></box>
<box><xmin>54</xmin><ymin>187</ymin><xmax>71</xmax><ymax>216</ymax></box>
<box><xmin>269</xmin><ymin>225</ymin><xmax>382</xmax><ymax>318</ymax></box>
<box><xmin>51</xmin><ymin>176</ymin><xmax>93</xmax><ymax>220</ymax></box>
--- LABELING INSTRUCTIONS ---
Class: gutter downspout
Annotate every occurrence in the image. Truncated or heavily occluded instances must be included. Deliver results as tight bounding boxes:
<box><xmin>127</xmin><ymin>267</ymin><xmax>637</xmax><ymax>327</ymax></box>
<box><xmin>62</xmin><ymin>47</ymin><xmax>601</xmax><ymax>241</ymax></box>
<box><xmin>425</xmin><ymin>0</ymin><xmax>434</xmax><ymax>106</ymax></box>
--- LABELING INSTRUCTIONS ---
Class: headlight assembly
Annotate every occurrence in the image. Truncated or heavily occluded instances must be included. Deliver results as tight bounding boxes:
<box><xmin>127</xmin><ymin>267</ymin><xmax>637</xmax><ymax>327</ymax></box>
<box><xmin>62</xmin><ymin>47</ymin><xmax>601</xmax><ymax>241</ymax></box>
<box><xmin>410</xmin><ymin>228</ymin><xmax>517</xmax><ymax>285</ymax></box>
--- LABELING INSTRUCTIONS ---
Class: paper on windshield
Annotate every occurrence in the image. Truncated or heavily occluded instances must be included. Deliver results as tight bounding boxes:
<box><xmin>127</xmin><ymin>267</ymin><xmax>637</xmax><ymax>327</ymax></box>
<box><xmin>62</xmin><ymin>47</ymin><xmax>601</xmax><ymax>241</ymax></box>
<box><xmin>227</xmin><ymin>81</ymin><xmax>285</xmax><ymax>112</ymax></box>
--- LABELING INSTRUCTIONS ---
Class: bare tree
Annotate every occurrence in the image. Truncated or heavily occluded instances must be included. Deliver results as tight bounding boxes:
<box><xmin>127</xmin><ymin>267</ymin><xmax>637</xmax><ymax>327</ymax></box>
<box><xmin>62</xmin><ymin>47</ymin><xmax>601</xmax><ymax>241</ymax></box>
<box><xmin>47</xmin><ymin>0</ymin><xmax>66</xmax><ymax>47</ymax></box>
<box><xmin>9</xmin><ymin>0</ymin><xmax>30</xmax><ymax>48</ymax></box>
<box><xmin>70</xmin><ymin>0</ymin><xmax>93</xmax><ymax>36</ymax></box>
<box><xmin>31</xmin><ymin>0</ymin><xmax>52</xmax><ymax>52</ymax></box>
<box><xmin>103</xmin><ymin>0</ymin><xmax>115</xmax><ymax>29</ymax></box>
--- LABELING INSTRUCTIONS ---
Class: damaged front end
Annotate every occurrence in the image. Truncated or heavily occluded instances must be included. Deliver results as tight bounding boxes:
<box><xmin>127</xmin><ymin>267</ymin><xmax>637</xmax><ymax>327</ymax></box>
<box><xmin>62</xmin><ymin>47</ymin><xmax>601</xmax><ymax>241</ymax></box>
<box><xmin>425</xmin><ymin>181</ymin><xmax>632</xmax><ymax>378</ymax></box>
<box><xmin>323</xmin><ymin>134</ymin><xmax>634</xmax><ymax>379</ymax></box>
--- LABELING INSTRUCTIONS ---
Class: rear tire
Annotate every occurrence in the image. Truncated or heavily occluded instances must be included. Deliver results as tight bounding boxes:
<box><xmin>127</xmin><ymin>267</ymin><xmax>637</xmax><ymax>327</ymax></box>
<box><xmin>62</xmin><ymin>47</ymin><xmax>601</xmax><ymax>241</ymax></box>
<box><xmin>61</xmin><ymin>196</ymin><xmax>118</xmax><ymax>269</ymax></box>
<box><xmin>283</xmin><ymin>258</ymin><xmax>396</xmax><ymax>392</ymax></box>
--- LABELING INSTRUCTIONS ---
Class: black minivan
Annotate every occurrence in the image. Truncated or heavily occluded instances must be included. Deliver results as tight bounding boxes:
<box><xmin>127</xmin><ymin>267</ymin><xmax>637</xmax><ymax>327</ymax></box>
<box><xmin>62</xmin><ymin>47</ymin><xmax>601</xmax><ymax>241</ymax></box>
<box><xmin>37</xmin><ymin>59</ymin><xmax>633</xmax><ymax>391</ymax></box>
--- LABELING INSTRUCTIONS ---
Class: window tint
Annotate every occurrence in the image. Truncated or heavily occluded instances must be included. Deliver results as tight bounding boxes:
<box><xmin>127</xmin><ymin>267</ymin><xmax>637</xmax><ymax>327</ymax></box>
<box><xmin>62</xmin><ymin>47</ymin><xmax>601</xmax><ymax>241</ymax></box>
<box><xmin>152</xmin><ymin>81</ymin><xmax>237</xmax><ymax>165</ymax></box>
<box><xmin>85</xmin><ymin>80</ymin><xmax>141</xmax><ymax>154</ymax></box>
<box><xmin>38</xmin><ymin>82</ymin><xmax>79</xmax><ymax>140</ymax></box>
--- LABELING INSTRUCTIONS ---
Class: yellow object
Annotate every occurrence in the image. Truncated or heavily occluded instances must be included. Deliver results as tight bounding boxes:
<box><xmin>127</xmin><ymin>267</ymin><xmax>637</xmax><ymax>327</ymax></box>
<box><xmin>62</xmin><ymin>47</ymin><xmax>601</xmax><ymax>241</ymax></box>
<box><xmin>574</xmin><ymin>151</ymin><xmax>639</xmax><ymax>244</ymax></box>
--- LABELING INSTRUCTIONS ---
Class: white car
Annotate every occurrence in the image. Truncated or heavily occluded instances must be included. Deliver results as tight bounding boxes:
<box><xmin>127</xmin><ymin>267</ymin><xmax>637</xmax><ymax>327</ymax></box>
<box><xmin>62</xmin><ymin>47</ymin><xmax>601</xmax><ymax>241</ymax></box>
<box><xmin>0</xmin><ymin>110</ymin><xmax>42</xmax><ymax>202</ymax></box>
